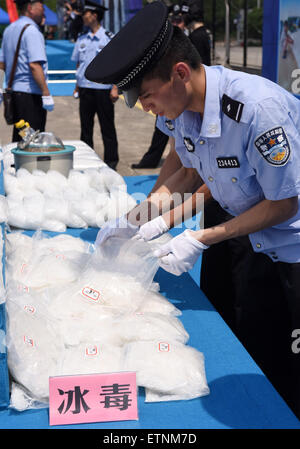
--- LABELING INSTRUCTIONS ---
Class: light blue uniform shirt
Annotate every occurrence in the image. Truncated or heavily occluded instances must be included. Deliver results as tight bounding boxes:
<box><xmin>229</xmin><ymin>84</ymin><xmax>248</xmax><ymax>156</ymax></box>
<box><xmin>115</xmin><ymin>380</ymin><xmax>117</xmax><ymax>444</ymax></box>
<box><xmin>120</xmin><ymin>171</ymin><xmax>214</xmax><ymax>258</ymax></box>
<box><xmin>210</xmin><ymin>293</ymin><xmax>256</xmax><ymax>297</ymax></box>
<box><xmin>0</xmin><ymin>16</ymin><xmax>48</xmax><ymax>95</ymax></box>
<box><xmin>71</xmin><ymin>26</ymin><xmax>113</xmax><ymax>89</ymax></box>
<box><xmin>157</xmin><ymin>65</ymin><xmax>300</xmax><ymax>263</ymax></box>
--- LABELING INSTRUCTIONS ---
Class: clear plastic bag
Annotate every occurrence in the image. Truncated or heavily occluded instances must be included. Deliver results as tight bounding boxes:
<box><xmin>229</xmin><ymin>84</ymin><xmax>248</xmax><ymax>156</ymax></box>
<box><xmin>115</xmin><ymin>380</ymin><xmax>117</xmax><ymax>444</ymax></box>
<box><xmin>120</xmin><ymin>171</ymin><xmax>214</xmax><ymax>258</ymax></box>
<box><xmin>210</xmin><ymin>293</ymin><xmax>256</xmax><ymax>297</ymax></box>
<box><xmin>4</xmin><ymin>231</ymin><xmax>207</xmax><ymax>408</ymax></box>
<box><xmin>6</xmin><ymin>231</ymin><xmax>91</xmax><ymax>289</ymax></box>
<box><xmin>115</xmin><ymin>312</ymin><xmax>189</xmax><ymax>345</ymax></box>
<box><xmin>3</xmin><ymin>167</ymin><xmax>137</xmax><ymax>230</ymax></box>
<box><xmin>5</xmin><ymin>296</ymin><xmax>64</xmax><ymax>401</ymax></box>
<box><xmin>123</xmin><ymin>340</ymin><xmax>210</xmax><ymax>402</ymax></box>
<box><xmin>58</xmin><ymin>343</ymin><xmax>125</xmax><ymax>376</ymax></box>
<box><xmin>93</xmin><ymin>237</ymin><xmax>159</xmax><ymax>290</ymax></box>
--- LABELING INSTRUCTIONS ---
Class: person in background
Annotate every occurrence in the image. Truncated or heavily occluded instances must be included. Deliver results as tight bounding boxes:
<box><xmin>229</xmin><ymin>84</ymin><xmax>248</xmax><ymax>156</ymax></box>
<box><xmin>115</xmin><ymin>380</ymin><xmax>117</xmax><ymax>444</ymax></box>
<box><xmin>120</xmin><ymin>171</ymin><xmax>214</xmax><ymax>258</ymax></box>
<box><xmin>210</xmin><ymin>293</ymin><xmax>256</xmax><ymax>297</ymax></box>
<box><xmin>65</xmin><ymin>0</ymin><xmax>84</xmax><ymax>42</ymax></box>
<box><xmin>184</xmin><ymin>0</ymin><xmax>211</xmax><ymax>66</ymax></box>
<box><xmin>71</xmin><ymin>0</ymin><xmax>119</xmax><ymax>170</ymax></box>
<box><xmin>0</xmin><ymin>0</ymin><xmax>54</xmax><ymax>142</ymax></box>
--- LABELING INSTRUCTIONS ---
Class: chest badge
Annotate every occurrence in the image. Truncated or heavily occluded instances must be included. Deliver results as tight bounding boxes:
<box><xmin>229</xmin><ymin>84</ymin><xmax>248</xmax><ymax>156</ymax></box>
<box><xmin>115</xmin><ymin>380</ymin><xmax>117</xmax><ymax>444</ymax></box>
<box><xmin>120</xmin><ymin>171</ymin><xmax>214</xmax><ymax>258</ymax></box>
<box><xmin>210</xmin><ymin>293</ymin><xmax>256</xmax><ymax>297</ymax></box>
<box><xmin>183</xmin><ymin>137</ymin><xmax>195</xmax><ymax>152</ymax></box>
<box><xmin>254</xmin><ymin>127</ymin><xmax>290</xmax><ymax>166</ymax></box>
<box><xmin>216</xmin><ymin>157</ymin><xmax>240</xmax><ymax>168</ymax></box>
<box><xmin>165</xmin><ymin>119</ymin><xmax>175</xmax><ymax>131</ymax></box>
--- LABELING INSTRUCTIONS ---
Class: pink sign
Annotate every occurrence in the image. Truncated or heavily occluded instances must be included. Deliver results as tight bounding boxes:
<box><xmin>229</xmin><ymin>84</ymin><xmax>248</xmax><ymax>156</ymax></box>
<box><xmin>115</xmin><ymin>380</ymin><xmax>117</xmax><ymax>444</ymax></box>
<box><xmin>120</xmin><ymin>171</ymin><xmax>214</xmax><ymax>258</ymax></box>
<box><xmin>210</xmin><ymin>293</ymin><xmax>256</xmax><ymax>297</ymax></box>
<box><xmin>49</xmin><ymin>371</ymin><xmax>138</xmax><ymax>426</ymax></box>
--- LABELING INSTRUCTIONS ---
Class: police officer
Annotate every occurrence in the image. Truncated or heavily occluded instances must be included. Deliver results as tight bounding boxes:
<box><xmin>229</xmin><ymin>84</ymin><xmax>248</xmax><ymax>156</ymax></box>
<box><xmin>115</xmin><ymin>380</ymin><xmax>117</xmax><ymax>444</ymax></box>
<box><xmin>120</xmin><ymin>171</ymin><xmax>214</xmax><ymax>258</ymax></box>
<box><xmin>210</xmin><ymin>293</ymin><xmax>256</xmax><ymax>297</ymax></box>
<box><xmin>85</xmin><ymin>2</ymin><xmax>300</xmax><ymax>417</ymax></box>
<box><xmin>0</xmin><ymin>0</ymin><xmax>54</xmax><ymax>142</ymax></box>
<box><xmin>183</xmin><ymin>0</ymin><xmax>211</xmax><ymax>66</ymax></box>
<box><xmin>130</xmin><ymin>3</ymin><xmax>188</xmax><ymax>170</ymax></box>
<box><xmin>71</xmin><ymin>0</ymin><xmax>119</xmax><ymax>170</ymax></box>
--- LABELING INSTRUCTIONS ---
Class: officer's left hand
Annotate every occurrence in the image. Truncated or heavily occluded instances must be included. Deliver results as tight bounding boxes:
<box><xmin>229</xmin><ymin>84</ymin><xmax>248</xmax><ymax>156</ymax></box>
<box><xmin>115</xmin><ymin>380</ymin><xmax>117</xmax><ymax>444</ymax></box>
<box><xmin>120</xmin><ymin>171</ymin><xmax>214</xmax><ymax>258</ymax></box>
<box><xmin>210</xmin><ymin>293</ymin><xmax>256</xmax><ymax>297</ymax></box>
<box><xmin>133</xmin><ymin>215</ymin><xmax>169</xmax><ymax>241</ymax></box>
<box><xmin>42</xmin><ymin>95</ymin><xmax>54</xmax><ymax>111</ymax></box>
<box><xmin>110</xmin><ymin>85</ymin><xmax>119</xmax><ymax>104</ymax></box>
<box><xmin>153</xmin><ymin>230</ymin><xmax>209</xmax><ymax>276</ymax></box>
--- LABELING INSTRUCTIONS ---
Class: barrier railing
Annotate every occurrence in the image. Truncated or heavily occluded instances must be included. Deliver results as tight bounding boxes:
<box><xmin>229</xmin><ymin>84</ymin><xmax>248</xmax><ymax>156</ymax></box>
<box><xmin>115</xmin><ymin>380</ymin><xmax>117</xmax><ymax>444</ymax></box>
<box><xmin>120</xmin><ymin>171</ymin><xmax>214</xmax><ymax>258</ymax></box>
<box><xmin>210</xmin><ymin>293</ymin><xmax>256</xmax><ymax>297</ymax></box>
<box><xmin>47</xmin><ymin>70</ymin><xmax>76</xmax><ymax>84</ymax></box>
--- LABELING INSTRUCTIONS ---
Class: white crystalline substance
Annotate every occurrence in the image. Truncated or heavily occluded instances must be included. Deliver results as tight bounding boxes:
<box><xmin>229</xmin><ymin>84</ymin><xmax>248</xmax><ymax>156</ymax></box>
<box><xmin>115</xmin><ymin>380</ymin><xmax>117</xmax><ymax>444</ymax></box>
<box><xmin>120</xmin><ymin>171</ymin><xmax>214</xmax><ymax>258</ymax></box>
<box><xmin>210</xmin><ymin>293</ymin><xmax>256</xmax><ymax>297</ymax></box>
<box><xmin>55</xmin><ymin>311</ymin><xmax>123</xmax><ymax>347</ymax></box>
<box><xmin>48</xmin><ymin>268</ymin><xmax>147</xmax><ymax>319</ymax></box>
<box><xmin>16</xmin><ymin>253</ymin><xmax>83</xmax><ymax>289</ymax></box>
<box><xmin>59</xmin><ymin>343</ymin><xmax>124</xmax><ymax>376</ymax></box>
<box><xmin>138</xmin><ymin>290</ymin><xmax>182</xmax><ymax>316</ymax></box>
<box><xmin>116</xmin><ymin>312</ymin><xmax>189</xmax><ymax>344</ymax></box>
<box><xmin>123</xmin><ymin>340</ymin><xmax>210</xmax><ymax>401</ymax></box>
<box><xmin>6</xmin><ymin>299</ymin><xmax>63</xmax><ymax>400</ymax></box>
<box><xmin>6</xmin><ymin>232</ymin><xmax>90</xmax><ymax>289</ymax></box>
<box><xmin>2</xmin><ymin>167</ymin><xmax>136</xmax><ymax>230</ymax></box>
<box><xmin>0</xmin><ymin>195</ymin><xmax>8</xmax><ymax>223</ymax></box>
<box><xmin>4</xmin><ymin>232</ymin><xmax>209</xmax><ymax>407</ymax></box>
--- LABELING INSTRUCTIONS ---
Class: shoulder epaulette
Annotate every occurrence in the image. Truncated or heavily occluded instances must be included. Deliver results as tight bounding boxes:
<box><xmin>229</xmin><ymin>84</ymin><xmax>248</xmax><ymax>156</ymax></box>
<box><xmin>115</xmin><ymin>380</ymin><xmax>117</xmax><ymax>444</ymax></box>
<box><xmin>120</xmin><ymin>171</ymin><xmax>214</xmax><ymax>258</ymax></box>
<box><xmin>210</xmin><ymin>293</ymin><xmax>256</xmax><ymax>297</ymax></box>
<box><xmin>105</xmin><ymin>30</ymin><xmax>114</xmax><ymax>40</ymax></box>
<box><xmin>222</xmin><ymin>94</ymin><xmax>244</xmax><ymax>123</ymax></box>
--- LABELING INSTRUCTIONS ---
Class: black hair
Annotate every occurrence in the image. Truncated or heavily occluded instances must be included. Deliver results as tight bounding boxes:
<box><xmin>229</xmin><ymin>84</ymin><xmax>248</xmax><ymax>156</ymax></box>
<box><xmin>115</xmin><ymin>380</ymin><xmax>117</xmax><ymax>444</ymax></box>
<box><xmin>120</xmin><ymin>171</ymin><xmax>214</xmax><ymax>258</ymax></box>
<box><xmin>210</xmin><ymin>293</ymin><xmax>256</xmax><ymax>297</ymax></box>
<box><xmin>144</xmin><ymin>25</ymin><xmax>202</xmax><ymax>82</ymax></box>
<box><xmin>19</xmin><ymin>1</ymin><xmax>41</xmax><ymax>15</ymax></box>
<box><xmin>19</xmin><ymin>2</ymin><xmax>30</xmax><ymax>14</ymax></box>
<box><xmin>95</xmin><ymin>10</ymin><xmax>104</xmax><ymax>22</ymax></box>
<box><xmin>184</xmin><ymin>0</ymin><xmax>204</xmax><ymax>26</ymax></box>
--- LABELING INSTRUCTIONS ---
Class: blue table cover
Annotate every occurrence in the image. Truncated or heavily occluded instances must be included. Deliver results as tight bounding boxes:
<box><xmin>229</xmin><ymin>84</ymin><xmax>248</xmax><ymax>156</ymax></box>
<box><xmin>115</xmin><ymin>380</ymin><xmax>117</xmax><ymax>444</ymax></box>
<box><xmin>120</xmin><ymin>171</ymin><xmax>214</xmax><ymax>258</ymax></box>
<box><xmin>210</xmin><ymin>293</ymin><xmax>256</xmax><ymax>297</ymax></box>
<box><xmin>0</xmin><ymin>173</ymin><xmax>299</xmax><ymax>429</ymax></box>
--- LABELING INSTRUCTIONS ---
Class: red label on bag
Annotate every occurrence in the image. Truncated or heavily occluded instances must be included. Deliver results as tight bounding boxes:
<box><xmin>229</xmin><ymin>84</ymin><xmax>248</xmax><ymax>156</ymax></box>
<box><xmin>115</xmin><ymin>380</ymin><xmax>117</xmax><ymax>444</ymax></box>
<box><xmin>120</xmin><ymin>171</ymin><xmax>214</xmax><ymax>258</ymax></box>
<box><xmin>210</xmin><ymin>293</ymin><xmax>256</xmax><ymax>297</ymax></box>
<box><xmin>158</xmin><ymin>342</ymin><xmax>170</xmax><ymax>352</ymax></box>
<box><xmin>81</xmin><ymin>287</ymin><xmax>101</xmax><ymax>302</ymax></box>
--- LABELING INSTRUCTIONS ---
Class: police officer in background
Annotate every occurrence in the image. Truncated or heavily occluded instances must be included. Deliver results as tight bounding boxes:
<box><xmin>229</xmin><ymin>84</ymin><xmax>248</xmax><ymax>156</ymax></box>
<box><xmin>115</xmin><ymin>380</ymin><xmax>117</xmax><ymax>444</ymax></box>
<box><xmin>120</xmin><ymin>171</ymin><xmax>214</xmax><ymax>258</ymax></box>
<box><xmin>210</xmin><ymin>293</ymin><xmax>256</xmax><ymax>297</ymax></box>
<box><xmin>72</xmin><ymin>0</ymin><xmax>119</xmax><ymax>170</ymax></box>
<box><xmin>0</xmin><ymin>0</ymin><xmax>54</xmax><ymax>142</ymax></box>
<box><xmin>85</xmin><ymin>2</ymin><xmax>300</xmax><ymax>418</ymax></box>
<box><xmin>184</xmin><ymin>0</ymin><xmax>211</xmax><ymax>66</ymax></box>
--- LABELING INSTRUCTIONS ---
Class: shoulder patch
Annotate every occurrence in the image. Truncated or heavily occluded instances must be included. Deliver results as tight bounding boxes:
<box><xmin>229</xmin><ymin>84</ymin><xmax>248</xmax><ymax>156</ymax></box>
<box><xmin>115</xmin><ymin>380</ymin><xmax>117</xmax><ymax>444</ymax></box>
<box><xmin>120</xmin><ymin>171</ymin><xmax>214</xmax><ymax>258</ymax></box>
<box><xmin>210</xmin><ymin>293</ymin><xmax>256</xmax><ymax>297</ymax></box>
<box><xmin>105</xmin><ymin>30</ymin><xmax>114</xmax><ymax>40</ymax></box>
<box><xmin>165</xmin><ymin>119</ymin><xmax>175</xmax><ymax>131</ymax></box>
<box><xmin>183</xmin><ymin>137</ymin><xmax>195</xmax><ymax>152</ymax></box>
<box><xmin>254</xmin><ymin>126</ymin><xmax>291</xmax><ymax>166</ymax></box>
<box><xmin>222</xmin><ymin>94</ymin><xmax>244</xmax><ymax>123</ymax></box>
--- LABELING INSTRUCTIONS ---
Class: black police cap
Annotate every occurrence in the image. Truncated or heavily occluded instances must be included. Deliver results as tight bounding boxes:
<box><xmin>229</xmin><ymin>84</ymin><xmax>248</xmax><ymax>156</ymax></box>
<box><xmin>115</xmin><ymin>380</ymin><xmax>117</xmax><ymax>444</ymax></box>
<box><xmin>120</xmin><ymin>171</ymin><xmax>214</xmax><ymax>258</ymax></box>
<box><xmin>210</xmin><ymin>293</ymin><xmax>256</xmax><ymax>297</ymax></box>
<box><xmin>83</xmin><ymin>0</ymin><xmax>108</xmax><ymax>13</ymax></box>
<box><xmin>169</xmin><ymin>3</ymin><xmax>189</xmax><ymax>16</ymax></box>
<box><xmin>84</xmin><ymin>1</ymin><xmax>173</xmax><ymax>108</ymax></box>
<box><xmin>14</xmin><ymin>0</ymin><xmax>43</xmax><ymax>5</ymax></box>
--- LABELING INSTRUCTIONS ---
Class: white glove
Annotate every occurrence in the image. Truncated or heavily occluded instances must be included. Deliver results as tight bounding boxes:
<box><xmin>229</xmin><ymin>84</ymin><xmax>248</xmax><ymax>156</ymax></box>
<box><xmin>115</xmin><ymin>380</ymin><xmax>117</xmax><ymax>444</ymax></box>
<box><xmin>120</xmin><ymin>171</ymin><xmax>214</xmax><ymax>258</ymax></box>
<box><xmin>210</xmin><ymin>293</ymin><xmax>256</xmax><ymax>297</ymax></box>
<box><xmin>42</xmin><ymin>95</ymin><xmax>54</xmax><ymax>111</ymax></box>
<box><xmin>153</xmin><ymin>230</ymin><xmax>209</xmax><ymax>276</ymax></box>
<box><xmin>95</xmin><ymin>215</ymin><xmax>139</xmax><ymax>246</ymax></box>
<box><xmin>133</xmin><ymin>215</ymin><xmax>169</xmax><ymax>242</ymax></box>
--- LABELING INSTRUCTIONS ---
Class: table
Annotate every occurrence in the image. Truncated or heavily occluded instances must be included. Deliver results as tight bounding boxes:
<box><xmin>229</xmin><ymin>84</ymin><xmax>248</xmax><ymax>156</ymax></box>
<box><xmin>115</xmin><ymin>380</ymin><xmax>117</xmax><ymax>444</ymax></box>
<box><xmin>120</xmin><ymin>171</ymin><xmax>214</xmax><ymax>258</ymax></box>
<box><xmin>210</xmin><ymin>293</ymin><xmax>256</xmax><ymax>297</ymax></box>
<box><xmin>0</xmin><ymin>171</ymin><xmax>299</xmax><ymax>429</ymax></box>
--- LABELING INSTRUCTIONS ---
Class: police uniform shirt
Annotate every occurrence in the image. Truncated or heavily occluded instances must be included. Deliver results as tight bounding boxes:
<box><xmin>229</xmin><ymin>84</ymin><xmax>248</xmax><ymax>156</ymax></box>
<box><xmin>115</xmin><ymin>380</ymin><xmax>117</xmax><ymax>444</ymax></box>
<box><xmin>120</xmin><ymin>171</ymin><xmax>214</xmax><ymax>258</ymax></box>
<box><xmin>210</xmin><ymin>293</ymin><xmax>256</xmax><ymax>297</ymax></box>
<box><xmin>71</xmin><ymin>27</ymin><xmax>113</xmax><ymax>89</ymax></box>
<box><xmin>157</xmin><ymin>64</ymin><xmax>300</xmax><ymax>263</ymax></box>
<box><xmin>156</xmin><ymin>116</ymin><xmax>176</xmax><ymax>138</ymax></box>
<box><xmin>0</xmin><ymin>16</ymin><xmax>48</xmax><ymax>95</ymax></box>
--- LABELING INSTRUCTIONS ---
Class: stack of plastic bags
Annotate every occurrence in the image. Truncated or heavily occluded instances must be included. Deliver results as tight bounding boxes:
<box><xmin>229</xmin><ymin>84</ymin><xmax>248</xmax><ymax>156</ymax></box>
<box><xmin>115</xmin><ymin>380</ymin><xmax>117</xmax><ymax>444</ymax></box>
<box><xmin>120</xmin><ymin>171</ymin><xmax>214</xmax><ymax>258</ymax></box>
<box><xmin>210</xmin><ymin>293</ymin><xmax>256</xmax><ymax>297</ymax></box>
<box><xmin>4</xmin><ymin>231</ymin><xmax>209</xmax><ymax>411</ymax></box>
<box><xmin>0</xmin><ymin>167</ymin><xmax>137</xmax><ymax>231</ymax></box>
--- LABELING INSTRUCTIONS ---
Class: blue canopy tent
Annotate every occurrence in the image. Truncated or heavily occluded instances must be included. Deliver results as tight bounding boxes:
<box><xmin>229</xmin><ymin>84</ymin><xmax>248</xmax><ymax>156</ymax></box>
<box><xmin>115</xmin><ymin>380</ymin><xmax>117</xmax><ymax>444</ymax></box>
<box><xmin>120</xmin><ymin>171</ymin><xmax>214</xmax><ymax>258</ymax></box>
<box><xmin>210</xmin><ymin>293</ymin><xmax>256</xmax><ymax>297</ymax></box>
<box><xmin>0</xmin><ymin>7</ymin><xmax>9</xmax><ymax>24</ymax></box>
<box><xmin>44</xmin><ymin>4</ymin><xmax>58</xmax><ymax>26</ymax></box>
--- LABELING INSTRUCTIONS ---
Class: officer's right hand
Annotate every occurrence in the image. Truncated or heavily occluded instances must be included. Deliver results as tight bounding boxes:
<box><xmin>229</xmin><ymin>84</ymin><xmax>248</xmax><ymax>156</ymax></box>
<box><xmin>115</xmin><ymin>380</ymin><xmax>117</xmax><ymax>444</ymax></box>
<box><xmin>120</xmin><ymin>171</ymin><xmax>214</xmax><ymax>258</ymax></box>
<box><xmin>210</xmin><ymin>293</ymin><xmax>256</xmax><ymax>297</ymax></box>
<box><xmin>153</xmin><ymin>230</ymin><xmax>209</xmax><ymax>276</ymax></box>
<box><xmin>95</xmin><ymin>215</ymin><xmax>139</xmax><ymax>246</ymax></box>
<box><xmin>73</xmin><ymin>87</ymin><xmax>79</xmax><ymax>99</ymax></box>
<box><xmin>110</xmin><ymin>85</ymin><xmax>119</xmax><ymax>104</ymax></box>
<box><xmin>42</xmin><ymin>95</ymin><xmax>54</xmax><ymax>111</ymax></box>
<box><xmin>133</xmin><ymin>215</ymin><xmax>169</xmax><ymax>242</ymax></box>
